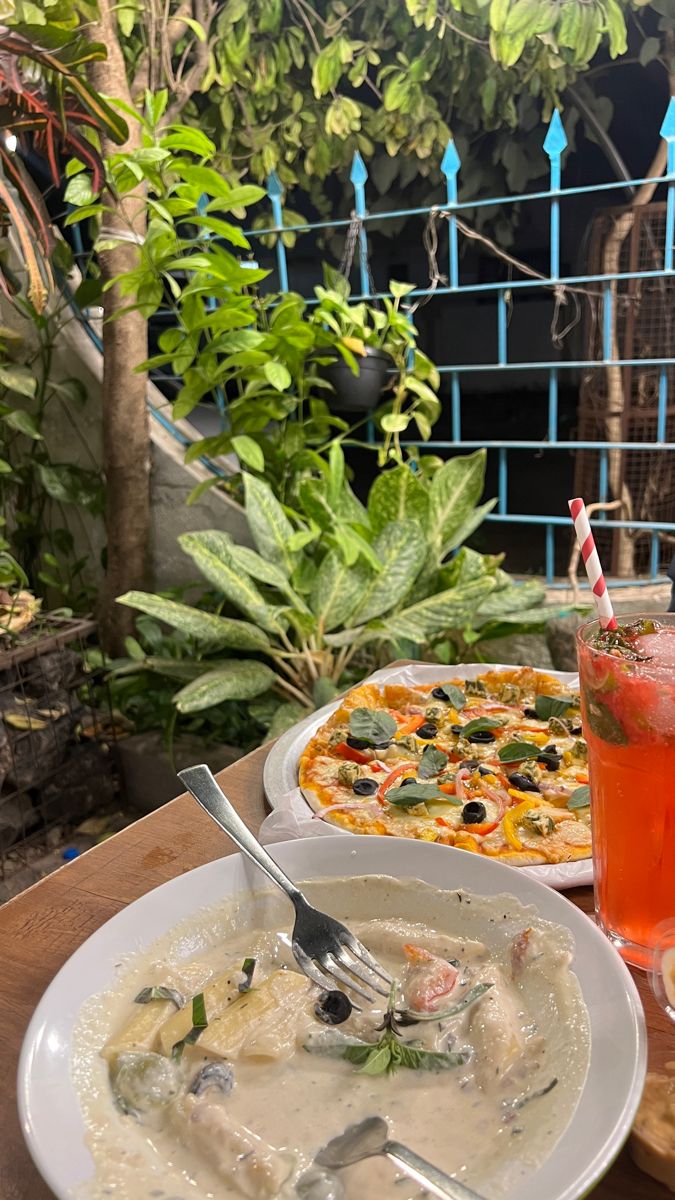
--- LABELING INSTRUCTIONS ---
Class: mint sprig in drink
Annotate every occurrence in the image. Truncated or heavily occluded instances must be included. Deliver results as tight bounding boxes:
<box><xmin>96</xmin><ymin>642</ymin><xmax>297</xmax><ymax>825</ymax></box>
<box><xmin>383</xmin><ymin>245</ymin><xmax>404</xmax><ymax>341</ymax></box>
<box><xmin>577</xmin><ymin>615</ymin><xmax>675</xmax><ymax>970</ymax></box>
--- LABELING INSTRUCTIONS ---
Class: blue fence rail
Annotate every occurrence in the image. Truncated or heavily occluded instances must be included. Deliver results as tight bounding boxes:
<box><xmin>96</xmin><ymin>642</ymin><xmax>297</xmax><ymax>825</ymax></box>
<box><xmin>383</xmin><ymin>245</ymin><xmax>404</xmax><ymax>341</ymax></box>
<box><xmin>242</xmin><ymin>99</ymin><xmax>675</xmax><ymax>588</ymax></box>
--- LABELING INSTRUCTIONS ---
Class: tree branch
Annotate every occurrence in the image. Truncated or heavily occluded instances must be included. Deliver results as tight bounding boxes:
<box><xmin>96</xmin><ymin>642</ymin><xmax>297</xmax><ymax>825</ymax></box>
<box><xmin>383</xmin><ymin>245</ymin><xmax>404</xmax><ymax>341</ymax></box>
<box><xmin>164</xmin><ymin>0</ymin><xmax>217</xmax><ymax>124</ymax></box>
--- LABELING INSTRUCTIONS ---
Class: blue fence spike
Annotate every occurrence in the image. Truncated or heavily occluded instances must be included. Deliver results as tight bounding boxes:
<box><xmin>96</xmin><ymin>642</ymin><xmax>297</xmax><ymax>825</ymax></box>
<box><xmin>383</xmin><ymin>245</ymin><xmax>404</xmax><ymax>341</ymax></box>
<box><xmin>543</xmin><ymin>109</ymin><xmax>567</xmax><ymax>161</ymax></box>
<box><xmin>441</xmin><ymin>139</ymin><xmax>461</xmax><ymax>288</ymax></box>
<box><xmin>441</xmin><ymin>139</ymin><xmax>461</xmax><ymax>198</ymax></box>
<box><xmin>660</xmin><ymin>98</ymin><xmax>675</xmax><ymax>271</ymax></box>
<box><xmin>266</xmin><ymin>171</ymin><xmax>289</xmax><ymax>292</ymax></box>
<box><xmin>267</xmin><ymin>170</ymin><xmax>284</xmax><ymax>199</ymax></box>
<box><xmin>660</xmin><ymin>96</ymin><xmax>675</xmax><ymax>142</ymax></box>
<box><xmin>543</xmin><ymin>111</ymin><xmax>566</xmax><ymax>280</ymax></box>
<box><xmin>350</xmin><ymin>150</ymin><xmax>369</xmax><ymax>187</ymax></box>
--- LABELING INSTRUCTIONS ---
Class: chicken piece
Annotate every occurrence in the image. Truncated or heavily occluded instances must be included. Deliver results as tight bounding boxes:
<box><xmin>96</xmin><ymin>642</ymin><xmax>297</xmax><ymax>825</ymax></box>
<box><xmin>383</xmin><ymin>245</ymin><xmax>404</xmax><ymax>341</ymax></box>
<box><xmin>174</xmin><ymin>1094</ymin><xmax>294</xmax><ymax>1199</ymax></box>
<box><xmin>402</xmin><ymin>945</ymin><xmax>460</xmax><ymax>1013</ymax></box>
<box><xmin>468</xmin><ymin>965</ymin><xmax>527</xmax><ymax>1087</ymax></box>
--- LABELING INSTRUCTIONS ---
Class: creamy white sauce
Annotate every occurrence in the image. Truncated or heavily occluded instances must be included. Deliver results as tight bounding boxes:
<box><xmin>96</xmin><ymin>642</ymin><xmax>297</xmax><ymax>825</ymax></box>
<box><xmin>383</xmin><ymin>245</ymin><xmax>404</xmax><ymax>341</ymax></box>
<box><xmin>71</xmin><ymin>876</ymin><xmax>590</xmax><ymax>1200</ymax></box>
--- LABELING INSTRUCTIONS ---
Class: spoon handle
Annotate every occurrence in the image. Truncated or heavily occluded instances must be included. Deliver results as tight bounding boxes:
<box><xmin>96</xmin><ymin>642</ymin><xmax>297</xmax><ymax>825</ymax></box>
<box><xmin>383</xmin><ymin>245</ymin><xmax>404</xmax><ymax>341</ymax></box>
<box><xmin>178</xmin><ymin>765</ymin><xmax>302</xmax><ymax>905</ymax></box>
<box><xmin>384</xmin><ymin>1140</ymin><xmax>484</xmax><ymax>1200</ymax></box>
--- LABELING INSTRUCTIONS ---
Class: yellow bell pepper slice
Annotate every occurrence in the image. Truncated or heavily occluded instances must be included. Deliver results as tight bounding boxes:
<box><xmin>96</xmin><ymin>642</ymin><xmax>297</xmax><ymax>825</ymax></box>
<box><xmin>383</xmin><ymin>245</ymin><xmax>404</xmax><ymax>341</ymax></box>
<box><xmin>502</xmin><ymin>798</ymin><xmax>538</xmax><ymax>851</ymax></box>
<box><xmin>454</xmin><ymin>831</ymin><xmax>480</xmax><ymax>854</ymax></box>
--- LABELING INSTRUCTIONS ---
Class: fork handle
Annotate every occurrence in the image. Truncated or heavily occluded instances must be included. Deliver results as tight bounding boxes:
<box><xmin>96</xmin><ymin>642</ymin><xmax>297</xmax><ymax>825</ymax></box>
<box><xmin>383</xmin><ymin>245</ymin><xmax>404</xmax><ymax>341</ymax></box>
<box><xmin>384</xmin><ymin>1141</ymin><xmax>484</xmax><ymax>1200</ymax></box>
<box><xmin>178</xmin><ymin>765</ymin><xmax>303</xmax><ymax>906</ymax></box>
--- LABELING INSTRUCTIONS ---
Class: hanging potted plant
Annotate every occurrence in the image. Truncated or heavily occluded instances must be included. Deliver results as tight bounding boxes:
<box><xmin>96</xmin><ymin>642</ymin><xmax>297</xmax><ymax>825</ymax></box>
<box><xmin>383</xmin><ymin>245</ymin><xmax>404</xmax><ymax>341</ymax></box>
<box><xmin>311</xmin><ymin>271</ymin><xmax>437</xmax><ymax>419</ymax></box>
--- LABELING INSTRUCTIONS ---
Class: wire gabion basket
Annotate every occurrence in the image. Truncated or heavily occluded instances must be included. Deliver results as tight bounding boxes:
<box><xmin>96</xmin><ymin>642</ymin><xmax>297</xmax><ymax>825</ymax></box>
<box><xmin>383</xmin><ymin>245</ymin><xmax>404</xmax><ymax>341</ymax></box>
<box><xmin>0</xmin><ymin>613</ymin><xmax>118</xmax><ymax>876</ymax></box>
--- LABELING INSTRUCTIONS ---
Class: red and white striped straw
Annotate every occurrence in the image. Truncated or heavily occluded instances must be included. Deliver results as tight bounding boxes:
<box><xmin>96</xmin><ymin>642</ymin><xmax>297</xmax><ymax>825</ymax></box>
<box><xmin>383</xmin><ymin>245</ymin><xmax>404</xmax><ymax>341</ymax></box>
<box><xmin>568</xmin><ymin>497</ymin><xmax>618</xmax><ymax>630</ymax></box>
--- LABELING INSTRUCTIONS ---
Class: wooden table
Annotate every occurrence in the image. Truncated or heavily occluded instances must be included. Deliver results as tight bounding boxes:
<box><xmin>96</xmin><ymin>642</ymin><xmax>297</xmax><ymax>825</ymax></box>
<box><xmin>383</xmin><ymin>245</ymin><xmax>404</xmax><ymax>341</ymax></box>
<box><xmin>2</xmin><ymin>743</ymin><xmax>673</xmax><ymax>1200</ymax></box>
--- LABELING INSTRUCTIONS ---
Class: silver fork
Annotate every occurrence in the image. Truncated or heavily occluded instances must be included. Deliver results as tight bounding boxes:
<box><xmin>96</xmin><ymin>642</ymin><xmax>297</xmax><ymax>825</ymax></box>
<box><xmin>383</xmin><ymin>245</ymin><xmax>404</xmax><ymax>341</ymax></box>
<box><xmin>178</xmin><ymin>765</ymin><xmax>393</xmax><ymax>1004</ymax></box>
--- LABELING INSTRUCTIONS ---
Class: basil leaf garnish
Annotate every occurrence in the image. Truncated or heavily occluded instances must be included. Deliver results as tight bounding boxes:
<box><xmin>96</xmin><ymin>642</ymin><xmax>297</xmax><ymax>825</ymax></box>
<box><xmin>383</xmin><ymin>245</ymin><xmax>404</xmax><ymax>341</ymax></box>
<box><xmin>586</xmin><ymin>698</ymin><xmax>628</xmax><ymax>746</ymax></box>
<box><xmin>418</xmin><ymin>745</ymin><xmax>449</xmax><ymax>779</ymax></box>
<box><xmin>387</xmin><ymin>782</ymin><xmax>446</xmax><ymax>806</ymax></box>
<box><xmin>434</xmin><ymin>684</ymin><xmax>466</xmax><ymax>709</ymax></box>
<box><xmin>534</xmin><ymin>694</ymin><xmax>575</xmax><ymax>720</ymax></box>
<box><xmin>567</xmin><ymin>784</ymin><xmax>591</xmax><ymax>810</ymax></box>
<box><xmin>239</xmin><ymin>958</ymin><xmax>256</xmax><ymax>992</ymax></box>
<box><xmin>171</xmin><ymin>992</ymin><xmax>208</xmax><ymax>1061</ymax></box>
<box><xmin>134</xmin><ymin>985</ymin><xmax>184</xmax><ymax>1009</ymax></box>
<box><xmin>349</xmin><ymin>707</ymin><xmax>397</xmax><ymax>745</ymax></box>
<box><xmin>498</xmin><ymin>740</ymin><xmax>541</xmax><ymax>763</ymax></box>
<box><xmin>458</xmin><ymin>717</ymin><xmax>502</xmax><ymax>736</ymax></box>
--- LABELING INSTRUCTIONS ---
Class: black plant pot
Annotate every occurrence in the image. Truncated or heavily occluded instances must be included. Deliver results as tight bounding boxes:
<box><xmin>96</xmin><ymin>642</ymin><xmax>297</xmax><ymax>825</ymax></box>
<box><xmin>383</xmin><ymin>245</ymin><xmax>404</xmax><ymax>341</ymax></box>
<box><xmin>323</xmin><ymin>346</ymin><xmax>394</xmax><ymax>412</ymax></box>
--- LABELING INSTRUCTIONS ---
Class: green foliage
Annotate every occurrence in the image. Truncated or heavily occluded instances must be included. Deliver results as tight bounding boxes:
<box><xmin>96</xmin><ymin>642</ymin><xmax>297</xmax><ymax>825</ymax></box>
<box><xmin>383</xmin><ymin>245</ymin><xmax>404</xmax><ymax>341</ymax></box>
<box><xmin>115</xmin><ymin>449</ymin><xmax>570</xmax><ymax>736</ymax></box>
<box><xmin>101</xmin><ymin>605</ymin><xmax>267</xmax><ymax>751</ymax></box>
<box><xmin>0</xmin><ymin>296</ymin><xmax>104</xmax><ymax>609</ymax></box>
<box><xmin>66</xmin><ymin>110</ymin><xmax>443</xmax><ymax>494</ymax></box>
<box><xmin>110</xmin><ymin>0</ymin><xmax>648</xmax><ymax>238</ymax></box>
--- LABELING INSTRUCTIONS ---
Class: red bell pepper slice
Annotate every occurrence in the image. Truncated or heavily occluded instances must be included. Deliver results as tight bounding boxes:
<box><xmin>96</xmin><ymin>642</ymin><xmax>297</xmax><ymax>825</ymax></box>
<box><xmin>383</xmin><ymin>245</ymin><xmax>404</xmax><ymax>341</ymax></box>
<box><xmin>332</xmin><ymin>741</ymin><xmax>370</xmax><ymax>764</ymax></box>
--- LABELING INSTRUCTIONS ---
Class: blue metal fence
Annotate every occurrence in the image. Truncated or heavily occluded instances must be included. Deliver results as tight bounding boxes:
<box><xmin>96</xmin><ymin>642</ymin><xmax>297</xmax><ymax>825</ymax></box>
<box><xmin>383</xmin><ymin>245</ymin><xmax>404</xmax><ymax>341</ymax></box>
<box><xmin>67</xmin><ymin>100</ymin><xmax>675</xmax><ymax>586</ymax></box>
<box><xmin>241</xmin><ymin>100</ymin><xmax>675</xmax><ymax>588</ymax></box>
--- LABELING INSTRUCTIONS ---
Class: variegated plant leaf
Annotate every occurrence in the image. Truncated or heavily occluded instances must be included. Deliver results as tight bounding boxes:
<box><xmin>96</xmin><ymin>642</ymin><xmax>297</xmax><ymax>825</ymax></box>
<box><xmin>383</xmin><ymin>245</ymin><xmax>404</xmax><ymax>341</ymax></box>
<box><xmin>298</xmin><ymin>477</ymin><xmax>334</xmax><ymax>530</ymax></box>
<box><xmin>430</xmin><ymin>449</ymin><xmax>487</xmax><ymax>550</ymax></box>
<box><xmin>336</xmin><ymin>479</ymin><xmax>369</xmax><ymax>526</ymax></box>
<box><xmin>267</xmin><ymin>700</ymin><xmax>309</xmax><ymax>739</ymax></box>
<box><xmin>367</xmin><ymin>464</ymin><xmax>429</xmax><ymax>536</ymax></box>
<box><xmin>179</xmin><ymin>531</ymin><xmax>284</xmax><ymax>634</ymax></box>
<box><xmin>310</xmin><ymin>549</ymin><xmax>370</xmax><ymax>632</ymax></box>
<box><xmin>476</xmin><ymin>578</ymin><xmax>546</xmax><ymax>617</ymax></box>
<box><xmin>202</xmin><ymin>532</ymin><xmax>309</xmax><ymax>612</ymax></box>
<box><xmin>350</xmin><ymin>520</ymin><xmax>426</xmax><ymax>625</ymax></box>
<box><xmin>384</xmin><ymin>578</ymin><xmax>496</xmax><ymax>642</ymax></box>
<box><xmin>473</xmin><ymin>604</ymin><xmax>575</xmax><ymax>631</ymax></box>
<box><xmin>117</xmin><ymin>591</ymin><xmax>270</xmax><ymax>652</ymax></box>
<box><xmin>174</xmin><ymin>660</ymin><xmax>277</xmax><ymax>713</ymax></box>
<box><xmin>441</xmin><ymin>498</ymin><xmax>497</xmax><ymax>557</ymax></box>
<box><xmin>244</xmin><ymin>473</ymin><xmax>296</xmax><ymax>573</ymax></box>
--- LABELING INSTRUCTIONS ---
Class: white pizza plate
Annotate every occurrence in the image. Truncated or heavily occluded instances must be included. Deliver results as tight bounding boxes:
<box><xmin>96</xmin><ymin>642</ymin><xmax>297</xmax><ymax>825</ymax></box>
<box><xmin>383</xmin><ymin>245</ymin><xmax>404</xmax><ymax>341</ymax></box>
<box><xmin>18</xmin><ymin>838</ymin><xmax>645</xmax><ymax>1200</ymax></box>
<box><xmin>261</xmin><ymin>661</ymin><xmax>593</xmax><ymax>890</ymax></box>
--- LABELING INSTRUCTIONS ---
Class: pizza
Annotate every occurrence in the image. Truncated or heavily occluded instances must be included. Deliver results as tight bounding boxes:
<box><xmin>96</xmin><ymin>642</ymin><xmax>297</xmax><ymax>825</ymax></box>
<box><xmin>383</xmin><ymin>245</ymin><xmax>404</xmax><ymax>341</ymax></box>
<box><xmin>298</xmin><ymin>668</ymin><xmax>592</xmax><ymax>866</ymax></box>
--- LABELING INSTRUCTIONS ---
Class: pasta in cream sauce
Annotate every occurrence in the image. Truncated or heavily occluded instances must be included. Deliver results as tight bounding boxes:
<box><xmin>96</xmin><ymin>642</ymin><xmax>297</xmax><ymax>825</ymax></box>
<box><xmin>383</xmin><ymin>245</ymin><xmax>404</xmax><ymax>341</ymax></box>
<box><xmin>72</xmin><ymin>875</ymin><xmax>590</xmax><ymax>1200</ymax></box>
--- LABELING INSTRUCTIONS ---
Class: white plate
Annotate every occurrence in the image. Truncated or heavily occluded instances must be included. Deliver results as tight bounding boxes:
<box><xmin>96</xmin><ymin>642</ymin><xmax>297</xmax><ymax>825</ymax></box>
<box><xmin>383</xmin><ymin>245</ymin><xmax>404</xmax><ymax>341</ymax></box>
<box><xmin>18</xmin><ymin>838</ymin><xmax>644</xmax><ymax>1200</ymax></box>
<box><xmin>261</xmin><ymin>662</ymin><xmax>592</xmax><ymax>890</ymax></box>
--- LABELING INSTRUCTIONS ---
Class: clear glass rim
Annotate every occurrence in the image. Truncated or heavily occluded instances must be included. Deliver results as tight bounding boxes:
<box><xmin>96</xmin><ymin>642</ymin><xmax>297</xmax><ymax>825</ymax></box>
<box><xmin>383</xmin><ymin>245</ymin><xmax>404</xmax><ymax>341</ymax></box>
<box><xmin>576</xmin><ymin>612</ymin><xmax>675</xmax><ymax>645</ymax></box>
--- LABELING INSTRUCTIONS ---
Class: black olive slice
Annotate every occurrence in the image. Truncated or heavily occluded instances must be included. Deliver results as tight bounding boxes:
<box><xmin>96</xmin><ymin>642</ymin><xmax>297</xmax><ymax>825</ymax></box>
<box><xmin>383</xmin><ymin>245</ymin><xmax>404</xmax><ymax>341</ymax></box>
<box><xmin>508</xmin><ymin>772</ymin><xmax>541</xmax><ymax>793</ymax></box>
<box><xmin>462</xmin><ymin>800</ymin><xmax>487</xmax><ymax>824</ymax></box>
<box><xmin>416</xmin><ymin>722</ymin><xmax>438</xmax><ymax>740</ymax></box>
<box><xmin>352</xmin><ymin>778</ymin><xmax>378</xmax><ymax>796</ymax></box>
<box><xmin>346</xmin><ymin>736</ymin><xmax>370</xmax><ymax>750</ymax></box>
<box><xmin>314</xmin><ymin>990</ymin><xmax>353</xmax><ymax>1025</ymax></box>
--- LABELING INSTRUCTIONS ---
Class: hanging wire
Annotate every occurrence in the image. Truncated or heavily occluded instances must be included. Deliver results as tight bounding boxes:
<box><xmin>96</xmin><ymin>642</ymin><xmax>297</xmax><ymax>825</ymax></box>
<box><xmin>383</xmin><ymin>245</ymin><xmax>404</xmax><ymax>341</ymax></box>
<box><xmin>339</xmin><ymin>211</ymin><xmax>378</xmax><ymax>297</ymax></box>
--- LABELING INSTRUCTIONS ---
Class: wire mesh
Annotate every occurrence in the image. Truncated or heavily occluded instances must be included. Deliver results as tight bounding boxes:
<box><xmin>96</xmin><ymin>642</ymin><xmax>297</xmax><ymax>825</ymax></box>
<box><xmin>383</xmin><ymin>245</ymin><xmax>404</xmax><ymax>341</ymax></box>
<box><xmin>0</xmin><ymin>614</ymin><xmax>117</xmax><ymax>876</ymax></box>
<box><xmin>575</xmin><ymin>202</ymin><xmax>675</xmax><ymax>577</ymax></box>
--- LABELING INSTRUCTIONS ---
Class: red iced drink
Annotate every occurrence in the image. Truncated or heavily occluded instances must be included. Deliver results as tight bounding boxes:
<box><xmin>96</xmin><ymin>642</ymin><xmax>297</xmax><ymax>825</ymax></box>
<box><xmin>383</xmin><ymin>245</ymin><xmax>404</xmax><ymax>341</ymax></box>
<box><xmin>577</xmin><ymin>616</ymin><xmax>675</xmax><ymax>969</ymax></box>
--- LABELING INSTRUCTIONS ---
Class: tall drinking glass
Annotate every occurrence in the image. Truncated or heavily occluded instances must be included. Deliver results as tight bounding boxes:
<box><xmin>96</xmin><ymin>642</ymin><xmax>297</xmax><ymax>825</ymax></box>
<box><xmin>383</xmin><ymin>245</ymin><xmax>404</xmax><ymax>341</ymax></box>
<box><xmin>576</xmin><ymin>614</ymin><xmax>675</xmax><ymax>970</ymax></box>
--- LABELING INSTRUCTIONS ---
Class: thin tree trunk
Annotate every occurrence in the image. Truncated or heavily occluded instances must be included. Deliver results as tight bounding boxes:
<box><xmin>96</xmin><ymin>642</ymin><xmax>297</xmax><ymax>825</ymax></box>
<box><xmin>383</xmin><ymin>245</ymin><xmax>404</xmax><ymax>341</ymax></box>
<box><xmin>85</xmin><ymin>0</ymin><xmax>150</xmax><ymax>653</ymax></box>
<box><xmin>602</xmin><ymin>139</ymin><xmax>668</xmax><ymax>578</ymax></box>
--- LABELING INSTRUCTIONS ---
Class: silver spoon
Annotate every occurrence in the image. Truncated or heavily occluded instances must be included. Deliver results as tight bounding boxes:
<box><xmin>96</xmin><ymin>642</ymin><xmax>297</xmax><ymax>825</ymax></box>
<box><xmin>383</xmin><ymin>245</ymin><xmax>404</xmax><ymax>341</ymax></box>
<box><xmin>314</xmin><ymin>1116</ymin><xmax>485</xmax><ymax>1200</ymax></box>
